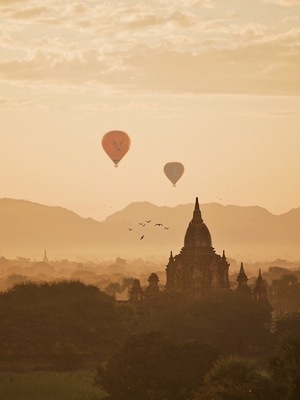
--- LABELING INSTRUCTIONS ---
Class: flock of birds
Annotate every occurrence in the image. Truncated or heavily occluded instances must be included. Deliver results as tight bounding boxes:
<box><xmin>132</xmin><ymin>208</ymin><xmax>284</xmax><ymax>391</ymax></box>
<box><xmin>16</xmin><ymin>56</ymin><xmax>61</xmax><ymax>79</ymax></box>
<box><xmin>128</xmin><ymin>220</ymin><xmax>170</xmax><ymax>240</ymax></box>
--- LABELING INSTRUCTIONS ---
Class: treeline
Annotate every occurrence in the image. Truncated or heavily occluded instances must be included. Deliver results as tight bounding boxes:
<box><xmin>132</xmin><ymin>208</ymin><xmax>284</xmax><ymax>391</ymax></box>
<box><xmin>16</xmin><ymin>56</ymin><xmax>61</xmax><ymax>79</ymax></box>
<box><xmin>97</xmin><ymin>296</ymin><xmax>300</xmax><ymax>400</ymax></box>
<box><xmin>0</xmin><ymin>281</ymin><xmax>132</xmax><ymax>368</ymax></box>
<box><xmin>0</xmin><ymin>280</ymin><xmax>299</xmax><ymax>399</ymax></box>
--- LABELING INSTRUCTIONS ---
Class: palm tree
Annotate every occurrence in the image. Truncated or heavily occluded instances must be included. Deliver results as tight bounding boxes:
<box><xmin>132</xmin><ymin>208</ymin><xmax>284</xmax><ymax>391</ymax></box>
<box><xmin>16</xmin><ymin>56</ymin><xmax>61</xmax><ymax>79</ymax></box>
<box><xmin>194</xmin><ymin>355</ymin><xmax>278</xmax><ymax>400</ymax></box>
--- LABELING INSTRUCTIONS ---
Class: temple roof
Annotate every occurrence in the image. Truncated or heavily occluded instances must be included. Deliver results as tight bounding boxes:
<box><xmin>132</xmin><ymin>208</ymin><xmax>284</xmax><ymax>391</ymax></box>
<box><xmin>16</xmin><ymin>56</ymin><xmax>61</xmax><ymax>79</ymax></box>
<box><xmin>237</xmin><ymin>262</ymin><xmax>248</xmax><ymax>282</ymax></box>
<box><xmin>253</xmin><ymin>269</ymin><xmax>267</xmax><ymax>292</ymax></box>
<box><xmin>183</xmin><ymin>197</ymin><xmax>212</xmax><ymax>248</ymax></box>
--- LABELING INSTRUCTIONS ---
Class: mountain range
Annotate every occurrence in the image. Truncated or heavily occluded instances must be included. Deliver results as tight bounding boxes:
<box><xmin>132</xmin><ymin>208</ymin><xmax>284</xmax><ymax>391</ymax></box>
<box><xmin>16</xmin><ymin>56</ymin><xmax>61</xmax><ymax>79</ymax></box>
<box><xmin>0</xmin><ymin>198</ymin><xmax>299</xmax><ymax>262</ymax></box>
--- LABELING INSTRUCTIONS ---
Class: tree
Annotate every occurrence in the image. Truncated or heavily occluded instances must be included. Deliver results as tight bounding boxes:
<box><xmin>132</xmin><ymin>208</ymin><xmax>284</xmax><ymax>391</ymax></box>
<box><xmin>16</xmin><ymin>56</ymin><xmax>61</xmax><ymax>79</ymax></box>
<box><xmin>273</xmin><ymin>312</ymin><xmax>300</xmax><ymax>337</ymax></box>
<box><xmin>0</xmin><ymin>280</ymin><xmax>128</xmax><ymax>367</ymax></box>
<box><xmin>194</xmin><ymin>355</ymin><xmax>279</xmax><ymax>400</ymax></box>
<box><xmin>269</xmin><ymin>332</ymin><xmax>300</xmax><ymax>400</ymax></box>
<box><xmin>97</xmin><ymin>331</ymin><xmax>219</xmax><ymax>400</ymax></box>
<box><xmin>137</xmin><ymin>291</ymin><xmax>272</xmax><ymax>357</ymax></box>
<box><xmin>270</xmin><ymin>274</ymin><xmax>300</xmax><ymax>316</ymax></box>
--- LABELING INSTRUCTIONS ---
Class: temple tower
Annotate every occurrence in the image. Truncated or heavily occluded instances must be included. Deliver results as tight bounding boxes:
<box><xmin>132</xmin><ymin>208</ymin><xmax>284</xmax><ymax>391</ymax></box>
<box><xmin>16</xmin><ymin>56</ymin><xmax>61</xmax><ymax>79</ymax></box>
<box><xmin>253</xmin><ymin>269</ymin><xmax>268</xmax><ymax>301</ymax></box>
<box><xmin>145</xmin><ymin>273</ymin><xmax>160</xmax><ymax>300</ymax></box>
<box><xmin>43</xmin><ymin>250</ymin><xmax>49</xmax><ymax>263</ymax></box>
<box><xmin>165</xmin><ymin>197</ymin><xmax>230</xmax><ymax>297</ymax></box>
<box><xmin>129</xmin><ymin>279</ymin><xmax>144</xmax><ymax>304</ymax></box>
<box><xmin>236</xmin><ymin>262</ymin><xmax>252</xmax><ymax>295</ymax></box>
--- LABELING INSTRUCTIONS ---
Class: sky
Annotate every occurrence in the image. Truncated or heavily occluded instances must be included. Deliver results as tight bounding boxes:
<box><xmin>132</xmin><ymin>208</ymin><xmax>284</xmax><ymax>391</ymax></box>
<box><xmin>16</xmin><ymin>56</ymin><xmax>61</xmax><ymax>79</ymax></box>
<box><xmin>1</xmin><ymin>0</ymin><xmax>300</xmax><ymax>221</ymax></box>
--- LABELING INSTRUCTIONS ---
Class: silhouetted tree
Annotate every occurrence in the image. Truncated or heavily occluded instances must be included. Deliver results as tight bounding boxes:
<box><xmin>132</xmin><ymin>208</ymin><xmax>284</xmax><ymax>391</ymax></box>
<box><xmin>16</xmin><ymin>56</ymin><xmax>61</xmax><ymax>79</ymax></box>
<box><xmin>269</xmin><ymin>332</ymin><xmax>300</xmax><ymax>400</ymax></box>
<box><xmin>273</xmin><ymin>312</ymin><xmax>300</xmax><ymax>337</ymax></box>
<box><xmin>136</xmin><ymin>291</ymin><xmax>272</xmax><ymax>357</ymax></box>
<box><xmin>97</xmin><ymin>331</ymin><xmax>219</xmax><ymax>400</ymax></box>
<box><xmin>0</xmin><ymin>280</ymin><xmax>131</xmax><ymax>367</ymax></box>
<box><xmin>270</xmin><ymin>274</ymin><xmax>300</xmax><ymax>316</ymax></box>
<box><xmin>194</xmin><ymin>355</ymin><xmax>279</xmax><ymax>400</ymax></box>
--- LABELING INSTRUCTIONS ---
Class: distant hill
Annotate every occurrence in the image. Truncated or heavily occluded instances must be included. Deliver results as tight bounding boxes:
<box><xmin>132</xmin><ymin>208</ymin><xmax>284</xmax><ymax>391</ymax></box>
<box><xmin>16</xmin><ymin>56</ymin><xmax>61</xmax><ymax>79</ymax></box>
<box><xmin>0</xmin><ymin>198</ymin><xmax>299</xmax><ymax>261</ymax></box>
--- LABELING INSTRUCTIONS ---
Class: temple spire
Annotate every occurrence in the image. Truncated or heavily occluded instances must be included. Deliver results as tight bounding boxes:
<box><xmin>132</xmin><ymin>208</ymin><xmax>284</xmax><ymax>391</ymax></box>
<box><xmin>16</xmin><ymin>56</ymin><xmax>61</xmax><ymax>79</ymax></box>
<box><xmin>253</xmin><ymin>269</ymin><xmax>268</xmax><ymax>301</ymax></box>
<box><xmin>193</xmin><ymin>197</ymin><xmax>203</xmax><ymax>223</ymax></box>
<box><xmin>236</xmin><ymin>262</ymin><xmax>251</xmax><ymax>295</ymax></box>
<box><xmin>43</xmin><ymin>250</ymin><xmax>49</xmax><ymax>263</ymax></box>
<box><xmin>237</xmin><ymin>262</ymin><xmax>247</xmax><ymax>281</ymax></box>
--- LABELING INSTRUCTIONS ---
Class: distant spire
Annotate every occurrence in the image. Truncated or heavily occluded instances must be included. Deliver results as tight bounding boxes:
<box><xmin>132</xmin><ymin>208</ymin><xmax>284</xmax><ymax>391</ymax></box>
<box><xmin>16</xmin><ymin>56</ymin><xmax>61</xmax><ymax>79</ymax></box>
<box><xmin>237</xmin><ymin>262</ymin><xmax>248</xmax><ymax>281</ymax></box>
<box><xmin>254</xmin><ymin>269</ymin><xmax>266</xmax><ymax>290</ymax></box>
<box><xmin>193</xmin><ymin>197</ymin><xmax>203</xmax><ymax>223</ymax></box>
<box><xmin>236</xmin><ymin>262</ymin><xmax>251</xmax><ymax>294</ymax></box>
<box><xmin>222</xmin><ymin>250</ymin><xmax>226</xmax><ymax>259</ymax></box>
<box><xmin>43</xmin><ymin>250</ymin><xmax>49</xmax><ymax>263</ymax></box>
<box><xmin>240</xmin><ymin>262</ymin><xmax>245</xmax><ymax>274</ymax></box>
<box><xmin>169</xmin><ymin>250</ymin><xmax>174</xmax><ymax>261</ymax></box>
<box><xmin>253</xmin><ymin>269</ymin><xmax>268</xmax><ymax>301</ymax></box>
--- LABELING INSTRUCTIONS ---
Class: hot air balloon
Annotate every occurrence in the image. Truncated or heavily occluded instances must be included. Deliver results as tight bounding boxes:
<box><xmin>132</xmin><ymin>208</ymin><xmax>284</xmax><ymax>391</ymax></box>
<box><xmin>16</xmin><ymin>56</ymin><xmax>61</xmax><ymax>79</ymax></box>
<box><xmin>164</xmin><ymin>162</ymin><xmax>184</xmax><ymax>187</ymax></box>
<box><xmin>102</xmin><ymin>130</ymin><xmax>131</xmax><ymax>167</ymax></box>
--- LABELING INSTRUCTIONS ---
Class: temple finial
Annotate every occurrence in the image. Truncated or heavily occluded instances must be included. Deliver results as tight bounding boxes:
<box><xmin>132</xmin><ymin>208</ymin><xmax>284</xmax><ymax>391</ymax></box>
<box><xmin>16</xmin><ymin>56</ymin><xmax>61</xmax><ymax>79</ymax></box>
<box><xmin>193</xmin><ymin>197</ymin><xmax>203</xmax><ymax>222</ymax></box>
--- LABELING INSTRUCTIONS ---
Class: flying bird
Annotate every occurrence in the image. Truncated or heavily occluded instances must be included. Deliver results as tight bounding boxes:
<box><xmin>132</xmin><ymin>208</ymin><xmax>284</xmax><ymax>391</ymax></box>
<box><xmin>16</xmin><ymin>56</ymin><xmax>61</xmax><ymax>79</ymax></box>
<box><xmin>164</xmin><ymin>227</ymin><xmax>170</xmax><ymax>230</ymax></box>
<box><xmin>155</xmin><ymin>223</ymin><xmax>163</xmax><ymax>226</ymax></box>
<box><xmin>145</xmin><ymin>220</ymin><xmax>151</xmax><ymax>223</ymax></box>
<box><xmin>128</xmin><ymin>228</ymin><xmax>133</xmax><ymax>231</ymax></box>
<box><xmin>140</xmin><ymin>235</ymin><xmax>144</xmax><ymax>240</ymax></box>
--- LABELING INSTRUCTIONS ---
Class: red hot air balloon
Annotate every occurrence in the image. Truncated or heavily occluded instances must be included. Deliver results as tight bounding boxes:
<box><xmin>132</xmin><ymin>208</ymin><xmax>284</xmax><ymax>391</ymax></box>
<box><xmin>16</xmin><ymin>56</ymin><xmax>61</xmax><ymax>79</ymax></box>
<box><xmin>164</xmin><ymin>162</ymin><xmax>184</xmax><ymax>187</ymax></box>
<box><xmin>102</xmin><ymin>130</ymin><xmax>131</xmax><ymax>167</ymax></box>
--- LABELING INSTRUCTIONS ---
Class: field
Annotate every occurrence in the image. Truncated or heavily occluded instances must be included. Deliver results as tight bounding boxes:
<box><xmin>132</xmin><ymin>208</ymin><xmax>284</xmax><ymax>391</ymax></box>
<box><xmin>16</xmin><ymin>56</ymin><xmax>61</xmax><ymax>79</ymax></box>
<box><xmin>0</xmin><ymin>369</ymin><xmax>107</xmax><ymax>400</ymax></box>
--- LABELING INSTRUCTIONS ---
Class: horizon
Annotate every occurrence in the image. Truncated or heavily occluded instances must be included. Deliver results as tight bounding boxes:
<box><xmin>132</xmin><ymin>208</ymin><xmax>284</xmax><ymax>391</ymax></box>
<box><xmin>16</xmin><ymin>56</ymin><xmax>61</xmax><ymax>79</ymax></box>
<box><xmin>1</xmin><ymin>196</ymin><xmax>300</xmax><ymax>222</ymax></box>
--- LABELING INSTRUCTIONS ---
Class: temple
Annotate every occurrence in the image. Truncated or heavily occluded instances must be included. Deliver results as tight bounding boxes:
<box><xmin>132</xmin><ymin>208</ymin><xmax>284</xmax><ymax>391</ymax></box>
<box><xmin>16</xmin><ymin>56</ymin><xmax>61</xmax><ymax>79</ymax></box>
<box><xmin>165</xmin><ymin>197</ymin><xmax>230</xmax><ymax>297</ymax></box>
<box><xmin>129</xmin><ymin>197</ymin><xmax>268</xmax><ymax>303</ymax></box>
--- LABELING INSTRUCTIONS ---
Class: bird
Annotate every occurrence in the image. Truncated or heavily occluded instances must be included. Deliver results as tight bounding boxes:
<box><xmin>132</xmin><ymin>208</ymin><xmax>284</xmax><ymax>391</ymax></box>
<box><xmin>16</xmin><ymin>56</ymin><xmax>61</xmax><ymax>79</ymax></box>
<box><xmin>128</xmin><ymin>228</ymin><xmax>133</xmax><ymax>231</ymax></box>
<box><xmin>145</xmin><ymin>220</ymin><xmax>151</xmax><ymax>223</ymax></box>
<box><xmin>141</xmin><ymin>223</ymin><xmax>146</xmax><ymax>227</ymax></box>
<box><xmin>155</xmin><ymin>223</ymin><xmax>163</xmax><ymax>226</ymax></box>
<box><xmin>164</xmin><ymin>227</ymin><xmax>169</xmax><ymax>230</ymax></box>
<box><xmin>139</xmin><ymin>222</ymin><xmax>144</xmax><ymax>226</ymax></box>
<box><xmin>140</xmin><ymin>235</ymin><xmax>144</xmax><ymax>240</ymax></box>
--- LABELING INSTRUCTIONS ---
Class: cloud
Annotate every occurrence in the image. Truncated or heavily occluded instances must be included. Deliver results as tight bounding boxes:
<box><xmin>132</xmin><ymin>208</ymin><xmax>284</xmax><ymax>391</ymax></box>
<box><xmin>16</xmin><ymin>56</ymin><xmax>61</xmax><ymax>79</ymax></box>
<box><xmin>0</xmin><ymin>1</ymin><xmax>299</xmax><ymax>96</ymax></box>
<box><xmin>192</xmin><ymin>0</ymin><xmax>215</xmax><ymax>8</ymax></box>
<box><xmin>68</xmin><ymin>3</ymin><xmax>89</xmax><ymax>15</ymax></box>
<box><xmin>0</xmin><ymin>49</ymin><xmax>112</xmax><ymax>85</ymax></box>
<box><xmin>124</xmin><ymin>11</ymin><xmax>197</xmax><ymax>30</ymax></box>
<box><xmin>0</xmin><ymin>35</ymin><xmax>16</xmax><ymax>48</ymax></box>
<box><xmin>0</xmin><ymin>0</ymin><xmax>28</xmax><ymax>4</ymax></box>
<box><xmin>262</xmin><ymin>0</ymin><xmax>300</xmax><ymax>6</ymax></box>
<box><xmin>280</xmin><ymin>14</ymin><xmax>299</xmax><ymax>22</ymax></box>
<box><xmin>0</xmin><ymin>38</ymin><xmax>299</xmax><ymax>96</ymax></box>
<box><xmin>0</xmin><ymin>96</ymin><xmax>33</xmax><ymax>109</ymax></box>
<box><xmin>235</xmin><ymin>110</ymin><xmax>298</xmax><ymax>117</ymax></box>
<box><xmin>78</xmin><ymin>100</ymin><xmax>191</xmax><ymax>116</ymax></box>
<box><xmin>9</xmin><ymin>6</ymin><xmax>49</xmax><ymax>20</ymax></box>
<box><xmin>232</xmin><ymin>23</ymin><xmax>268</xmax><ymax>41</ymax></box>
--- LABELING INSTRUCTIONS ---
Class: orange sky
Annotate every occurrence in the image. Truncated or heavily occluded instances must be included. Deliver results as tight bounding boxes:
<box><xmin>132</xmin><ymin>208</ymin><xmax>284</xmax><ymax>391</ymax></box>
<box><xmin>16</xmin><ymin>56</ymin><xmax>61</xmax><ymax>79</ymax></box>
<box><xmin>1</xmin><ymin>0</ymin><xmax>300</xmax><ymax>220</ymax></box>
